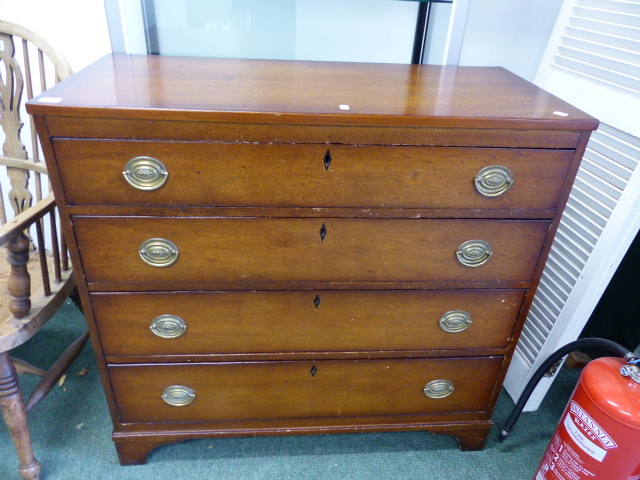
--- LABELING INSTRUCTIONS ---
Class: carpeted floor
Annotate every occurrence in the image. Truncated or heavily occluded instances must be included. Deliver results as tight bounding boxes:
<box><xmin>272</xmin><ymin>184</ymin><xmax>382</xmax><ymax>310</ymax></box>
<box><xmin>1</xmin><ymin>300</ymin><xmax>580</xmax><ymax>480</ymax></box>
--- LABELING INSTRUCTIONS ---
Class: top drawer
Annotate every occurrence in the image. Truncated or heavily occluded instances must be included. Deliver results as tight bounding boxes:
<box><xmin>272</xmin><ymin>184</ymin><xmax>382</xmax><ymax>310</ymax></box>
<box><xmin>52</xmin><ymin>140</ymin><xmax>573</xmax><ymax>211</ymax></box>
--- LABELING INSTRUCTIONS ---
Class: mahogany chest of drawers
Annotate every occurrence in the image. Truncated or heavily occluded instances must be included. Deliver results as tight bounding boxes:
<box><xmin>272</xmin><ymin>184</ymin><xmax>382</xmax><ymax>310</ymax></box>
<box><xmin>27</xmin><ymin>54</ymin><xmax>597</xmax><ymax>465</ymax></box>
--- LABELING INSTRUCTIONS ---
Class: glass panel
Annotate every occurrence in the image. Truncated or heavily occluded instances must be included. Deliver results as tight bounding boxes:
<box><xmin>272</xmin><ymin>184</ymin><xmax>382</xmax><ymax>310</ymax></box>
<box><xmin>143</xmin><ymin>0</ymin><xmax>420</xmax><ymax>63</ymax></box>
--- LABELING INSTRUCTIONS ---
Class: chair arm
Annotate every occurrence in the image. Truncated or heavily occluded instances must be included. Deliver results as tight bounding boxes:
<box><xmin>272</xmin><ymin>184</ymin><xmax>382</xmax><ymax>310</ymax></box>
<box><xmin>0</xmin><ymin>156</ymin><xmax>49</xmax><ymax>175</ymax></box>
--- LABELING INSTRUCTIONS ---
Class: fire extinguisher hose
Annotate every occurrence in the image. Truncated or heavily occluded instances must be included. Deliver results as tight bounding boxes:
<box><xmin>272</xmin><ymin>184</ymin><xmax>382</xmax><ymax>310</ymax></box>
<box><xmin>498</xmin><ymin>337</ymin><xmax>634</xmax><ymax>443</ymax></box>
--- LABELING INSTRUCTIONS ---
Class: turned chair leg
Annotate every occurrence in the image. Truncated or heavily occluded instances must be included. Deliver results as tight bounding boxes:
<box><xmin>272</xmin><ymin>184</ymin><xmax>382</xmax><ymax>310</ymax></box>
<box><xmin>0</xmin><ymin>352</ymin><xmax>41</xmax><ymax>480</ymax></box>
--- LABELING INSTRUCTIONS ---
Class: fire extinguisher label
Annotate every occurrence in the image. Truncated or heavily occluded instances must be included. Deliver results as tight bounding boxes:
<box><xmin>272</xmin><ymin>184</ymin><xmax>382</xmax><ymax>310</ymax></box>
<box><xmin>564</xmin><ymin>414</ymin><xmax>607</xmax><ymax>461</ymax></box>
<box><xmin>565</xmin><ymin>401</ymin><xmax>618</xmax><ymax>462</ymax></box>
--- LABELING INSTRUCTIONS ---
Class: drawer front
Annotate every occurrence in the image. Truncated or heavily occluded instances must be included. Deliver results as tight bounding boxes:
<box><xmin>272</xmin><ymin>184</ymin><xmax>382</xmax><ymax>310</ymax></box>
<box><xmin>74</xmin><ymin>217</ymin><xmax>550</xmax><ymax>286</ymax></box>
<box><xmin>53</xmin><ymin>140</ymin><xmax>573</xmax><ymax>210</ymax></box>
<box><xmin>109</xmin><ymin>357</ymin><xmax>503</xmax><ymax>423</ymax></box>
<box><xmin>93</xmin><ymin>289</ymin><xmax>525</xmax><ymax>357</ymax></box>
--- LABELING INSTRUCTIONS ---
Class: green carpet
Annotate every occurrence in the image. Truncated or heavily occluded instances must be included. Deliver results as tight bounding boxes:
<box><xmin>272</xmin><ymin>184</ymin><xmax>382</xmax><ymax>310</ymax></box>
<box><xmin>1</xmin><ymin>300</ymin><xmax>579</xmax><ymax>479</ymax></box>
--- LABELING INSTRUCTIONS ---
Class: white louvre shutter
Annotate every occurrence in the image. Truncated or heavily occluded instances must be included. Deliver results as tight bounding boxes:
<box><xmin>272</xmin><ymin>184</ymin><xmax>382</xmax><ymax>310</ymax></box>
<box><xmin>504</xmin><ymin>0</ymin><xmax>640</xmax><ymax>411</ymax></box>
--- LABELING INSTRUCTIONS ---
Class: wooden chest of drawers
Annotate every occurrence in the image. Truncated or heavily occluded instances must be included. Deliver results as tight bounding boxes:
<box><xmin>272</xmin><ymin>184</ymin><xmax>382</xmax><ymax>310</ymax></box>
<box><xmin>27</xmin><ymin>54</ymin><xmax>597</xmax><ymax>465</ymax></box>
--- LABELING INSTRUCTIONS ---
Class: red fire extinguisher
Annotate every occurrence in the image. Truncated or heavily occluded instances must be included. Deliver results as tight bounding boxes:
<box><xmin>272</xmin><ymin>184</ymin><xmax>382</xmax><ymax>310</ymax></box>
<box><xmin>499</xmin><ymin>338</ymin><xmax>640</xmax><ymax>480</ymax></box>
<box><xmin>533</xmin><ymin>356</ymin><xmax>640</xmax><ymax>480</ymax></box>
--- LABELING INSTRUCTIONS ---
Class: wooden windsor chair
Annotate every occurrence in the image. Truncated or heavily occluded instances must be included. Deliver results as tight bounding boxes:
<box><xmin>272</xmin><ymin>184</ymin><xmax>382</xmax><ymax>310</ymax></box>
<box><xmin>0</xmin><ymin>20</ymin><xmax>89</xmax><ymax>480</ymax></box>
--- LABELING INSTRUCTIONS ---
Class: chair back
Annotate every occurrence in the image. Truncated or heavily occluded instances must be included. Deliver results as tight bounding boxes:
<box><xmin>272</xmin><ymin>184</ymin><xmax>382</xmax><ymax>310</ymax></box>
<box><xmin>0</xmin><ymin>20</ymin><xmax>72</xmax><ymax>223</ymax></box>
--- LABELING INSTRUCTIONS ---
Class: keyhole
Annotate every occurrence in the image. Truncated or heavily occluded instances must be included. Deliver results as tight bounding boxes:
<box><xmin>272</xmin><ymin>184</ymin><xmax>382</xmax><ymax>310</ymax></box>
<box><xmin>323</xmin><ymin>150</ymin><xmax>332</xmax><ymax>171</ymax></box>
<box><xmin>319</xmin><ymin>223</ymin><xmax>327</xmax><ymax>242</ymax></box>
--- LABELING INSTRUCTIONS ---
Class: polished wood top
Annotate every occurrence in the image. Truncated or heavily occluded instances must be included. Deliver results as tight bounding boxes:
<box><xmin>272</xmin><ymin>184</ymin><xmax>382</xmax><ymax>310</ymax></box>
<box><xmin>27</xmin><ymin>54</ymin><xmax>597</xmax><ymax>130</ymax></box>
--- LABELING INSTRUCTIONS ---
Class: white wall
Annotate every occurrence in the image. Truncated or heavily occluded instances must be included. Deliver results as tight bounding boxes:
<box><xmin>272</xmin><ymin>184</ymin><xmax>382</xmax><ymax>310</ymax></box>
<box><xmin>0</xmin><ymin>0</ymin><xmax>112</xmax><ymax>73</ymax></box>
<box><xmin>458</xmin><ymin>0</ymin><xmax>563</xmax><ymax>81</ymax></box>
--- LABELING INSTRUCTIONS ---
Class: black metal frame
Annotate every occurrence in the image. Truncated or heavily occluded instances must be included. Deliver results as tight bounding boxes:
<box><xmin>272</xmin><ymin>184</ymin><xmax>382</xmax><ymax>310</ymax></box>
<box><xmin>411</xmin><ymin>2</ymin><xmax>431</xmax><ymax>64</ymax></box>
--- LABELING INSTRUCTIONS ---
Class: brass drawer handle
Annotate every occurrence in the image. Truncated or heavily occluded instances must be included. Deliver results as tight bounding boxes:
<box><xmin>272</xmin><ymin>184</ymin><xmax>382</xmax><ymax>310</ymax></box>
<box><xmin>439</xmin><ymin>310</ymin><xmax>472</xmax><ymax>333</ymax></box>
<box><xmin>161</xmin><ymin>386</ymin><xmax>195</xmax><ymax>406</ymax></box>
<box><xmin>123</xmin><ymin>156</ymin><xmax>168</xmax><ymax>191</ymax></box>
<box><xmin>424</xmin><ymin>379</ymin><xmax>454</xmax><ymax>399</ymax></box>
<box><xmin>456</xmin><ymin>240</ymin><xmax>492</xmax><ymax>267</ymax></box>
<box><xmin>474</xmin><ymin>165</ymin><xmax>513</xmax><ymax>197</ymax></box>
<box><xmin>139</xmin><ymin>238</ymin><xmax>179</xmax><ymax>267</ymax></box>
<box><xmin>150</xmin><ymin>315</ymin><xmax>187</xmax><ymax>339</ymax></box>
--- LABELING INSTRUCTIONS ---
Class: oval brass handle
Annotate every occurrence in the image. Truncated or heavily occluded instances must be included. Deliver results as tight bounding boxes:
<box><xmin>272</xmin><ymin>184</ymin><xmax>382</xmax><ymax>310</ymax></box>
<box><xmin>456</xmin><ymin>240</ymin><xmax>492</xmax><ymax>267</ymax></box>
<box><xmin>150</xmin><ymin>315</ymin><xmax>187</xmax><ymax>339</ymax></box>
<box><xmin>139</xmin><ymin>238</ymin><xmax>179</xmax><ymax>267</ymax></box>
<box><xmin>424</xmin><ymin>379</ymin><xmax>454</xmax><ymax>399</ymax></box>
<box><xmin>161</xmin><ymin>385</ymin><xmax>195</xmax><ymax>406</ymax></box>
<box><xmin>123</xmin><ymin>156</ymin><xmax>168</xmax><ymax>191</ymax></box>
<box><xmin>439</xmin><ymin>310</ymin><xmax>472</xmax><ymax>333</ymax></box>
<box><xmin>474</xmin><ymin>165</ymin><xmax>513</xmax><ymax>197</ymax></box>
